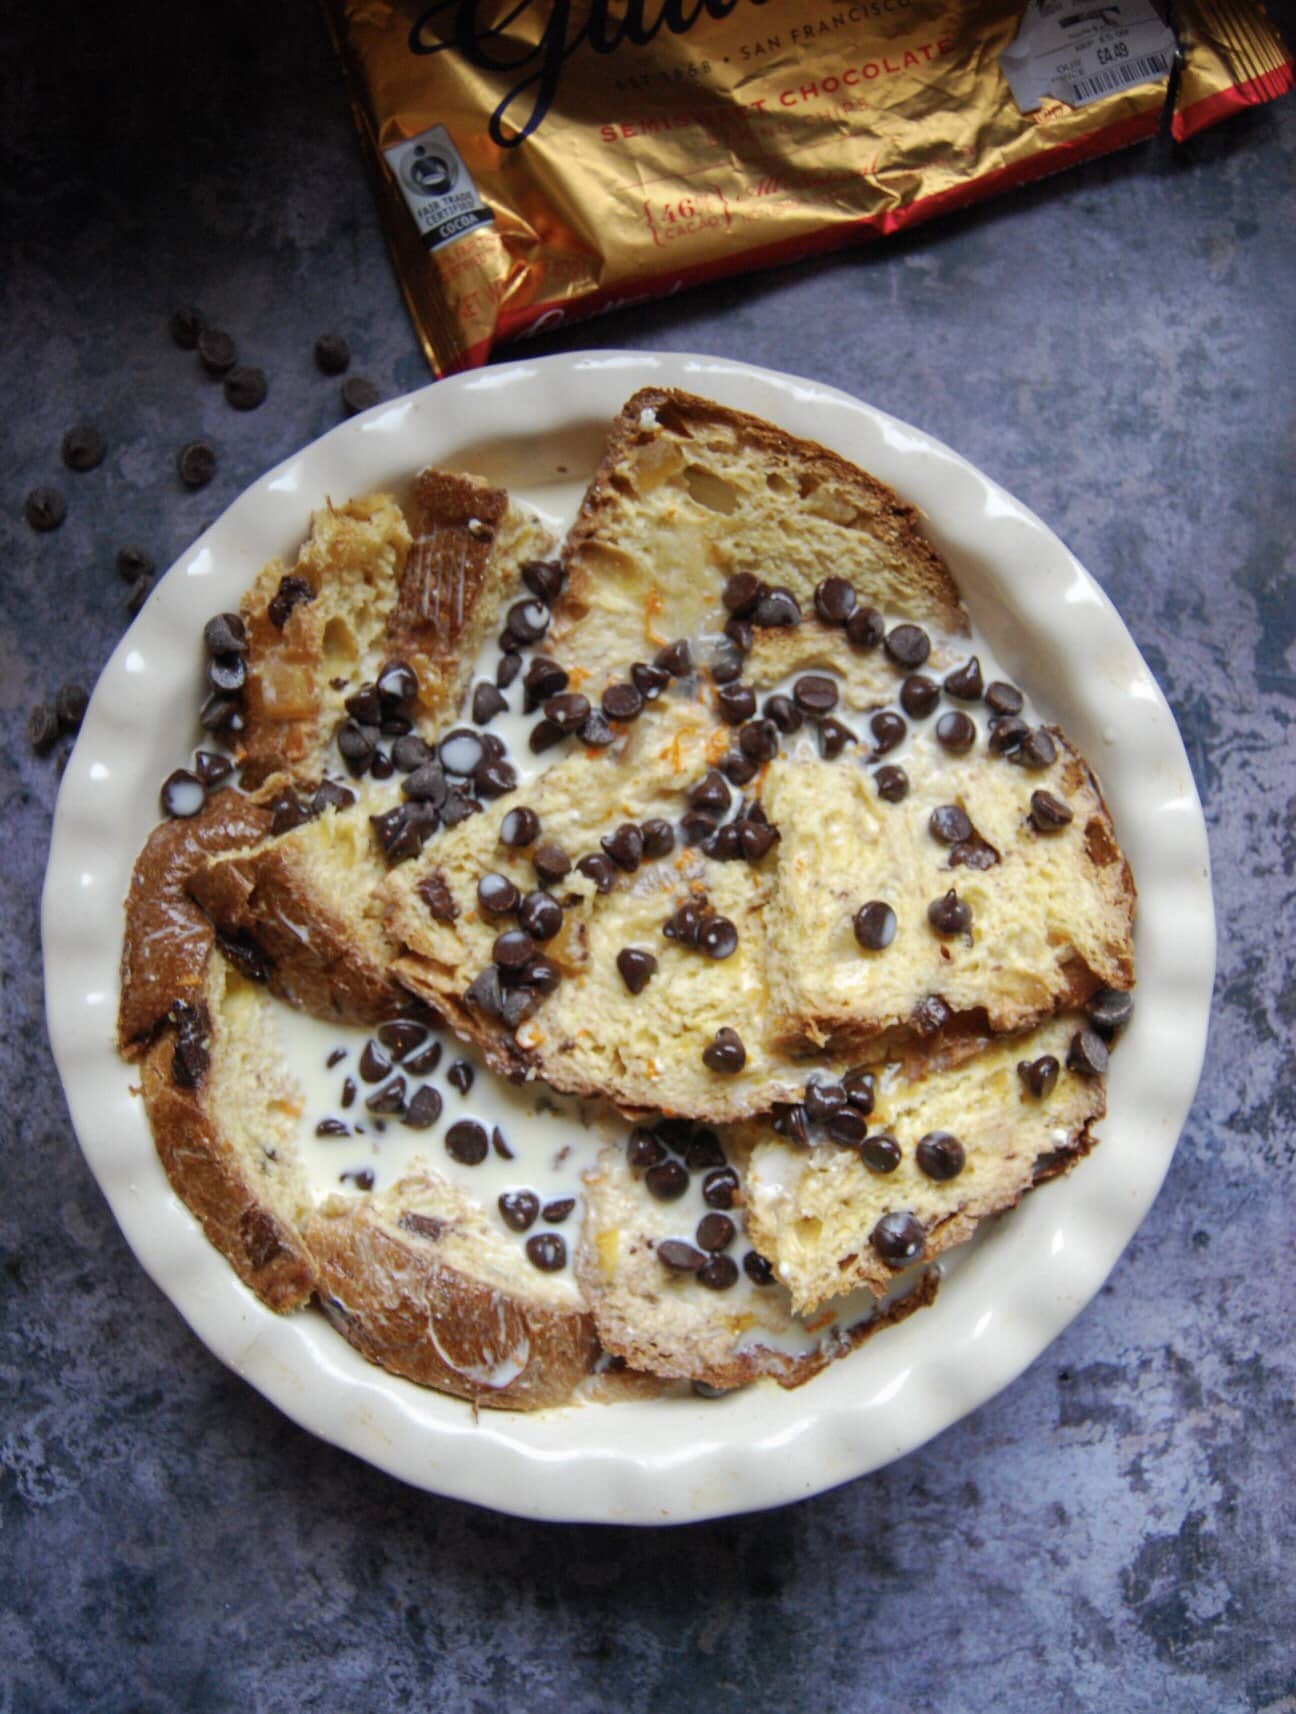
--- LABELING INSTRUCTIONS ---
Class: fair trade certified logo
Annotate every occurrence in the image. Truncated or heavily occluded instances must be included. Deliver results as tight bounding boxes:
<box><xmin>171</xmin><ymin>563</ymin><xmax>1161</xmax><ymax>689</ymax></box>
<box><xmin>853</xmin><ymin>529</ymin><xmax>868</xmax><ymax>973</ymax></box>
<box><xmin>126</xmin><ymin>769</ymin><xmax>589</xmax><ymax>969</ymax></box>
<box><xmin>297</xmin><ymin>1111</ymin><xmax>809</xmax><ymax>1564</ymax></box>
<box><xmin>384</xmin><ymin>124</ymin><xmax>493</xmax><ymax>252</ymax></box>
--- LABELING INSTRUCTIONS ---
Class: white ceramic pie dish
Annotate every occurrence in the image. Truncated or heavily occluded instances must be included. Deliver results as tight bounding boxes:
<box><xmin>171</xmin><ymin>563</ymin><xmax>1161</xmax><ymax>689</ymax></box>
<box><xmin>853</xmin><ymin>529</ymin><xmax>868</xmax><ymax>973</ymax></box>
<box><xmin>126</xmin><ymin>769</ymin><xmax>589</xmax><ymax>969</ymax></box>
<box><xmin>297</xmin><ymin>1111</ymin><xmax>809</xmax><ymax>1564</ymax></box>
<box><xmin>42</xmin><ymin>350</ymin><xmax>1214</xmax><ymax>1524</ymax></box>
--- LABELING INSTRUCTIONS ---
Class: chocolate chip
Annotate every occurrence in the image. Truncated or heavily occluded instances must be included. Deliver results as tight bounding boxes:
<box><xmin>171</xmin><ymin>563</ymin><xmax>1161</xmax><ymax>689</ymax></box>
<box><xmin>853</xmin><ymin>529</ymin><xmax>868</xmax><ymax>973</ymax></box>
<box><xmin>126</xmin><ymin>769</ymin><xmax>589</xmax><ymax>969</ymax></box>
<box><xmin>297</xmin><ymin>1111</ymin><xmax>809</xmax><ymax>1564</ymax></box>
<box><xmin>659</xmin><ymin>1239</ymin><xmax>706</xmax><ymax>1273</ymax></box>
<box><xmin>116</xmin><ymin>546</ymin><xmax>155</xmax><ymax>582</ymax></box>
<box><xmin>160</xmin><ymin>769</ymin><xmax>206</xmax><ymax>818</ymax></box>
<box><xmin>25</xmin><ymin>486</ymin><xmax>67</xmax><ymax>532</ymax></box>
<box><xmin>698</xmin><ymin>1254</ymin><xmax>739</xmax><ymax>1290</ymax></box>
<box><xmin>900</xmin><ymin>675</ymin><xmax>940</xmax><ymax>720</ymax></box>
<box><xmin>1017</xmin><ymin>1055</ymin><xmax>1060</xmax><ymax>1099</ymax></box>
<box><xmin>1086</xmin><ymin>988</ymin><xmax>1135</xmax><ymax>1034</ymax></box>
<box><xmin>197</xmin><ymin>327</ymin><xmax>236</xmax><ymax>376</ymax></box>
<box><xmin>267</xmin><ymin>573</ymin><xmax>312</xmax><ymax>628</ymax></box>
<box><xmin>871</xmin><ymin>1210</ymin><xmax>925</xmax><ymax>1268</ymax></box>
<box><xmin>207</xmin><ymin>653</ymin><xmax>247</xmax><ymax>695</ymax></box>
<box><xmin>928</xmin><ymin>889</ymin><xmax>972</xmax><ymax>936</ymax></box>
<box><xmin>224</xmin><ymin>366</ymin><xmax>267</xmax><ymax>411</ymax></box>
<box><xmin>540</xmin><ymin>692</ymin><xmax>588</xmax><ymax>736</ymax></box>
<box><xmin>378</xmin><ymin>1020</ymin><xmax>429</xmax><ymax>1060</ymax></box>
<box><xmin>1029</xmin><ymin>790</ymin><xmax>1074</xmax><ymax>833</ymax></box>
<box><xmin>316</xmin><ymin>1118</ymin><xmax>350</xmax><ymax>1138</ymax></box>
<box><xmin>267</xmin><ymin>789</ymin><xmax>307</xmax><ymax>836</ymax></box>
<box><xmin>464</xmin><ymin>965</ymin><xmax>503</xmax><ymax>1018</ymax></box>
<box><xmin>944</xmin><ymin>657</ymin><xmax>983</xmax><ymax>700</ymax></box>
<box><xmin>846</xmin><ymin>605</ymin><xmax>885</xmax><ymax>650</ymax></box>
<box><xmin>753</xmin><ymin>587</ymin><xmax>801</xmax><ymax>627</ymax></box>
<box><xmin>702</xmin><ymin>1027</ymin><xmax>746</xmax><ymax>1073</ymax></box>
<box><xmin>916</xmin><ymin>1131</ymin><xmax>965</xmax><ymax>1180</ymax></box>
<box><xmin>366</xmin><ymin>1076</ymin><xmax>407</xmax><ymax>1116</ymax></box>
<box><xmin>690</xmin><ymin>769</ymin><xmax>731</xmax><ymax>814</ymax></box>
<box><xmin>340</xmin><ymin>1077</ymin><xmax>357</xmax><ymax>1109</ymax></box>
<box><xmin>506</xmin><ymin>598</ymin><xmax>550</xmax><ymax>645</ymax></box>
<box><xmin>929</xmin><ymin>804</ymin><xmax>972</xmax><ymax>845</ymax></box>
<box><xmin>721</xmin><ymin>753</ymin><xmax>758</xmax><ymax>787</ymax></box>
<box><xmin>169</xmin><ymin>1001</ymin><xmax>210</xmax><ymax>1088</ymax></box>
<box><xmin>27</xmin><ymin>705</ymin><xmax>60</xmax><ymax>756</ymax></box>
<box><xmin>497</xmin><ymin>651</ymin><xmax>522</xmax><ymax>689</ymax></box>
<box><xmin>617</xmin><ymin>948</ymin><xmax>658</xmax><ymax>994</ymax></box>
<box><xmin>884</xmin><ymin>624</ymin><xmax>931</xmax><ymax>669</ymax></box>
<box><xmin>62</xmin><ymin>424</ymin><xmax>106</xmax><ymax>473</ymax></box>
<box><xmin>703</xmin><ymin>1167</ymin><xmax>740</xmax><ymax>1210</ymax></box>
<box><xmin>846</xmin><ymin>1062</ymin><xmax>874</xmax><ymax>1117</ymax></box>
<box><xmin>501</xmin><ymin>987</ymin><xmax>540</xmax><ymax>1027</ymax></box>
<box><xmin>716</xmin><ymin>683</ymin><xmax>756</xmax><ymax>725</ymax></box>
<box><xmin>472</xmin><ymin>682</ymin><xmax>508</xmax><ymax>725</ymax></box>
<box><xmin>403</xmin><ymin>1039</ymin><xmax>444</xmax><ymax>1077</ymax></box>
<box><xmin>853</xmin><ymin>901</ymin><xmax>897</xmax><ymax>951</ymax></box>
<box><xmin>404</xmin><ymin>1085</ymin><xmax>443</xmax><ymax>1130</ymax></box>
<box><xmin>404</xmin><ymin>761</ymin><xmax>448</xmax><ymax>804</ymax></box>
<box><xmin>686</xmin><ymin>1131</ymin><xmax>727</xmax><ymax>1173</ymax></box>
<box><xmin>601</xmin><ymin>681</ymin><xmax>644</xmax><ymax>722</ymax></box>
<box><xmin>738</xmin><ymin>819</ymin><xmax>778</xmax><ymax>861</ymax></box>
<box><xmin>341</xmin><ymin>1168</ymin><xmax>375</xmax><ymax>1191</ymax></box>
<box><xmin>371</xmin><ymin>802</ymin><xmax>438</xmax><ymax>864</ymax></box>
<box><xmin>793</xmin><ymin>674</ymin><xmax>839</xmax><ymax>716</ymax></box>
<box><xmin>314</xmin><ymin>332</ymin><xmax>350</xmax><ymax>374</ymax></box>
<box><xmin>640</xmin><ymin>817</ymin><xmax>675</xmax><ymax>858</ymax></box>
<box><xmin>203</xmin><ymin>612</ymin><xmax>247</xmax><ymax>657</ymax></box>
<box><xmin>579</xmin><ymin>710</ymin><xmax>616</xmax><ymax>747</ymax></box>
<box><xmin>705</xmin><ymin>823</ymin><xmax>742</xmax><ymax>861</ymax></box>
<box><xmin>523</xmin><ymin>657</ymin><xmax>567</xmax><ymax>709</ymax></box>
<box><xmin>860</xmin><ymin>1134</ymin><xmax>901</xmax><ymax>1174</ymax></box>
<box><xmin>628</xmin><ymin>1128</ymin><xmax>666</xmax><ymax>1169</ymax></box>
<box><xmin>542</xmin><ymin>1197</ymin><xmax>575</xmax><ymax>1224</ymax></box>
<box><xmin>985</xmin><ymin>681</ymin><xmax>1024</xmax><ymax>717</ymax></box>
<box><xmin>522</xmin><ymin>558</ymin><xmax>565</xmax><ymax>603</ymax></box>
<box><xmin>874</xmin><ymin>764</ymin><xmax>909</xmax><ymax>803</ymax></box>
<box><xmin>814</xmin><ymin>576</ymin><xmax>857</xmax><ymax>624</ymax></box>
<box><xmin>198</xmin><ymin>691</ymin><xmax>240</xmax><ymax>732</ymax></box>
<box><xmin>1067</xmin><ymin>1028</ymin><xmax>1109</xmax><ymax>1078</ymax></box>
<box><xmin>951</xmin><ymin>834</ymin><xmax>999</xmax><ymax>871</ymax></box>
<box><xmin>913</xmin><ymin>995</ymin><xmax>952</xmax><ymax>1036</ymax></box>
<box><xmin>803</xmin><ymin>1082</ymin><xmax>846</xmax><ymax>1123</ymax></box>
<box><xmin>646</xmin><ymin>1161</ymin><xmax>690</xmax><ymax>1201</ymax></box>
<box><xmin>492</xmin><ymin>929</ymin><xmax>535</xmax><ymax>971</ymax></box>
<box><xmin>475</xmin><ymin>755</ymin><xmax>517</xmax><ymax>796</ymax></box>
<box><xmin>518</xmin><ymin>890</ymin><xmax>563</xmax><ymax>941</ymax></box>
<box><xmin>743</xmin><ymin>1250</ymin><xmax>775</xmax><ymax>1286</ymax></box>
<box><xmin>439</xmin><ymin>729</ymin><xmax>484</xmax><ymax>775</ymax></box>
<box><xmin>723</xmin><ymin>572</ymin><xmax>763</xmax><ymax>617</ymax></box>
<box><xmin>358</xmin><ymin>1041</ymin><xmax>392</xmax><ymax>1083</ymax></box>
<box><xmin>663</xmin><ymin>898</ymin><xmax>707</xmax><ymax>945</ymax></box>
<box><xmin>699</xmin><ymin>916</ymin><xmax>738</xmax><ymax>960</ymax></box>
<box><xmin>499</xmin><ymin>1190</ymin><xmax>540</xmax><ymax>1233</ymax></box>
<box><xmin>687</xmin><ymin>1215</ymin><xmax>733</xmax><ymax>1259</ymax></box>
<box><xmin>818</xmin><ymin>717</ymin><xmax>854</xmax><ymax>758</ymax></box>
<box><xmin>1012</xmin><ymin>728</ymin><xmax>1057</xmax><ymax>770</ymax></box>
<box><xmin>387</xmin><ymin>735</ymin><xmax>428</xmax><ymax>774</ymax></box>
<box><xmin>341</xmin><ymin>376</ymin><xmax>382</xmax><ymax>416</ymax></box>
<box><xmin>529</xmin><ymin>719</ymin><xmax>564</xmax><ymax>754</ymax></box>
<box><xmin>195</xmin><ymin>751</ymin><xmax>233</xmax><ymax>787</ymax></box>
<box><xmin>936</xmin><ymin>711</ymin><xmax>977</xmax><ymax>753</ymax></box>
<box><xmin>497</xmin><ymin>807</ymin><xmax>537</xmax><ymax>849</ymax></box>
<box><xmin>492</xmin><ymin>1127</ymin><xmax>514</xmax><ymax>1159</ymax></box>
<box><xmin>602</xmin><ymin>822</ymin><xmax>644</xmax><ymax>871</ymax></box>
<box><xmin>532</xmin><ymin>845</ymin><xmax>573</xmax><ymax>889</ymax></box>
<box><xmin>763</xmin><ymin>694</ymin><xmax>802</xmax><ymax>735</ymax></box>
<box><xmin>989</xmin><ymin>715</ymin><xmax>1030</xmax><ymax>756</ymax></box>
<box><xmin>576</xmin><ymin>852</ymin><xmax>616</xmax><ymax>893</ymax></box>
<box><xmin>312</xmin><ymin>777</ymin><xmax>356</xmax><ymax>816</ymax></box>
<box><xmin>526</xmin><ymin>1233</ymin><xmax>567</xmax><ymax>1271</ymax></box>
<box><xmin>656</xmin><ymin>638</ymin><xmax>693</xmax><ymax>677</ymax></box>
<box><xmin>447</xmin><ymin>1060</ymin><xmax>475</xmax><ymax>1094</ymax></box>
<box><xmin>170</xmin><ymin>306</ymin><xmax>205</xmax><ymax>349</ymax></box>
<box><xmin>521</xmin><ymin>955</ymin><xmax>561</xmax><ymax>994</ymax></box>
<box><xmin>631</xmin><ymin>661</ymin><xmax>671</xmax><ymax>701</ymax></box>
<box><xmin>739</xmin><ymin>718</ymin><xmax>779</xmax><ymax>762</ymax></box>
<box><xmin>870</xmin><ymin>711</ymin><xmax>907</xmax><ymax>754</ymax></box>
<box><xmin>445</xmin><ymin>1120</ymin><xmax>489</xmax><ymax>1164</ymax></box>
<box><xmin>369</xmin><ymin>750</ymin><xmax>395</xmax><ymax>782</ymax></box>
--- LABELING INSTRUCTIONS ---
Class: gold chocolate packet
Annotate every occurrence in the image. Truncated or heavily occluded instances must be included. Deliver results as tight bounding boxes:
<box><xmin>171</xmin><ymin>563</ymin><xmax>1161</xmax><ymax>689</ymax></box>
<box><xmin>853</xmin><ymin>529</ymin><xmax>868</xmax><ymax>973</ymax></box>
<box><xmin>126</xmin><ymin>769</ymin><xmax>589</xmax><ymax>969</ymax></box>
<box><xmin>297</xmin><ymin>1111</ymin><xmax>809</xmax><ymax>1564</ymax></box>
<box><xmin>323</xmin><ymin>1</ymin><xmax>1293</xmax><ymax>376</ymax></box>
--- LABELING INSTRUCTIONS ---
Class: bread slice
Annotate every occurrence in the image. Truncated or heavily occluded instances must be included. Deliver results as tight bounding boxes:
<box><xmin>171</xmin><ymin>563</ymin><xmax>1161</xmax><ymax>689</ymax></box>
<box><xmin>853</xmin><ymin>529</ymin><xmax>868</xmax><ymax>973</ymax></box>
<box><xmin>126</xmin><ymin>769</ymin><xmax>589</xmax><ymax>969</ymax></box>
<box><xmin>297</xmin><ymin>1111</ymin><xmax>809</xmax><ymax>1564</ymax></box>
<box><xmin>761</xmin><ymin>735</ymin><xmax>1135</xmax><ymax>1053</ymax></box>
<box><xmin>238</xmin><ymin>473</ymin><xmax>555</xmax><ymax>789</ymax></box>
<box><xmin>118</xmin><ymin>788</ymin><xmax>275</xmax><ymax>1056</ymax></box>
<box><xmin>578</xmin><ymin>1136</ymin><xmax>938</xmax><ymax>1390</ymax></box>
<box><xmin>549</xmin><ymin>387</ymin><xmax>966</xmax><ymax>686</ymax></box>
<box><xmin>307</xmin><ymin>1174</ymin><xmax>599</xmax><ymax>1410</ymax></box>
<box><xmin>188</xmin><ymin>801</ymin><xmax>405</xmax><ymax>1025</ymax></box>
<box><xmin>742</xmin><ymin>1014</ymin><xmax>1105</xmax><ymax>1311</ymax></box>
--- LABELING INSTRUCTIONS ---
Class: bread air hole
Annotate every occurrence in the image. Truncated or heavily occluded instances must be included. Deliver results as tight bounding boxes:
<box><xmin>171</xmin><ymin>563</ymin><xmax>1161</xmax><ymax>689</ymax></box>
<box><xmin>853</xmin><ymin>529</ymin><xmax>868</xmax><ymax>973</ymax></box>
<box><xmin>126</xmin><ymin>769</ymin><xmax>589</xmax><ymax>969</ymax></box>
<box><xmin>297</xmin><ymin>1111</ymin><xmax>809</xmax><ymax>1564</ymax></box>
<box><xmin>322</xmin><ymin>616</ymin><xmax>358</xmax><ymax>676</ymax></box>
<box><xmin>682</xmin><ymin>464</ymin><xmax>740</xmax><ymax>515</ymax></box>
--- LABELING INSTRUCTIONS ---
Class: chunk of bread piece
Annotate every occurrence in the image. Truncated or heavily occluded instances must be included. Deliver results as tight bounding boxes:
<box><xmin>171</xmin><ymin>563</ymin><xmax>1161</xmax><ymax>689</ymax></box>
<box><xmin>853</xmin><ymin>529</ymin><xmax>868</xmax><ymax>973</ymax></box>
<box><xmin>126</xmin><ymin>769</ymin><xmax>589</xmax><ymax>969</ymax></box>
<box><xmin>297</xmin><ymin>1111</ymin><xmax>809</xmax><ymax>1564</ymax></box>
<box><xmin>743</xmin><ymin>1014</ymin><xmax>1105</xmax><ymax>1311</ymax></box>
<box><xmin>549</xmin><ymin>387</ymin><xmax>966</xmax><ymax>686</ymax></box>
<box><xmin>307</xmin><ymin>1174</ymin><xmax>600</xmax><ymax>1411</ymax></box>
<box><xmin>762</xmin><ymin>735</ymin><xmax>1134</xmax><ymax>1053</ymax></box>
<box><xmin>118</xmin><ymin>789</ymin><xmax>274</xmax><ymax>1056</ymax></box>
<box><xmin>189</xmin><ymin>801</ymin><xmax>406</xmax><ymax>1025</ymax></box>
<box><xmin>578</xmin><ymin>1138</ymin><xmax>937</xmax><ymax>1390</ymax></box>
<box><xmin>239</xmin><ymin>473</ymin><xmax>555</xmax><ymax>789</ymax></box>
<box><xmin>383</xmin><ymin>700</ymin><xmax>812</xmax><ymax>1120</ymax></box>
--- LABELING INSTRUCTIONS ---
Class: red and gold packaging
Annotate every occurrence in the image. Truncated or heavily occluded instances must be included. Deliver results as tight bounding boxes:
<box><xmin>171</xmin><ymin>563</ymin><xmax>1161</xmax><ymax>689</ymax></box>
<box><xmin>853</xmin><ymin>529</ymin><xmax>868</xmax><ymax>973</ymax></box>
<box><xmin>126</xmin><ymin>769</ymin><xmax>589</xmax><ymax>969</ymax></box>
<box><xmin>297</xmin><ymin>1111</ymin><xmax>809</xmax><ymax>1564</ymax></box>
<box><xmin>323</xmin><ymin>1</ymin><xmax>1293</xmax><ymax>376</ymax></box>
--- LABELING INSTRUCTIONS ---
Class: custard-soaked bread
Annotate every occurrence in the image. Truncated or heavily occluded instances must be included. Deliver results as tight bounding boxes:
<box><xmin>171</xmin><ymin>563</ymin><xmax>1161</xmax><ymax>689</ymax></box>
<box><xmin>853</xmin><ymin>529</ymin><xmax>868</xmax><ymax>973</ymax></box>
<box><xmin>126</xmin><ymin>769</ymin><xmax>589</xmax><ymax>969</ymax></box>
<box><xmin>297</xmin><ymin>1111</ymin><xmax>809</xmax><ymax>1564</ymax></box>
<box><xmin>383</xmin><ymin>700</ymin><xmax>813</xmax><ymax>1120</ymax></box>
<box><xmin>307</xmin><ymin>1174</ymin><xmax>599</xmax><ymax>1411</ymax></box>
<box><xmin>742</xmin><ymin>1015</ymin><xmax>1105</xmax><ymax>1312</ymax></box>
<box><xmin>549</xmin><ymin>387</ymin><xmax>966</xmax><ymax>686</ymax></box>
<box><xmin>189</xmin><ymin>801</ymin><xmax>405</xmax><ymax>1025</ymax></box>
<box><xmin>762</xmin><ymin>738</ymin><xmax>1134</xmax><ymax>1052</ymax></box>
<box><xmin>239</xmin><ymin>472</ymin><xmax>555</xmax><ymax>788</ymax></box>
<box><xmin>578</xmin><ymin>1138</ymin><xmax>938</xmax><ymax>1390</ymax></box>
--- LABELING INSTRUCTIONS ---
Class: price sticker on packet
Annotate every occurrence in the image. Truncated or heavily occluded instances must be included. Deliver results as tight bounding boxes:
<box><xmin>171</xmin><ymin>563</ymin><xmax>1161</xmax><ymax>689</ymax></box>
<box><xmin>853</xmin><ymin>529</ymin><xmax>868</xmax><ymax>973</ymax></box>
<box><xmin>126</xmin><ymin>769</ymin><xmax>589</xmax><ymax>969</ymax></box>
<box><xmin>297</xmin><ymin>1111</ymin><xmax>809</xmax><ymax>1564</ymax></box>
<box><xmin>322</xmin><ymin>0</ymin><xmax>1293</xmax><ymax>377</ymax></box>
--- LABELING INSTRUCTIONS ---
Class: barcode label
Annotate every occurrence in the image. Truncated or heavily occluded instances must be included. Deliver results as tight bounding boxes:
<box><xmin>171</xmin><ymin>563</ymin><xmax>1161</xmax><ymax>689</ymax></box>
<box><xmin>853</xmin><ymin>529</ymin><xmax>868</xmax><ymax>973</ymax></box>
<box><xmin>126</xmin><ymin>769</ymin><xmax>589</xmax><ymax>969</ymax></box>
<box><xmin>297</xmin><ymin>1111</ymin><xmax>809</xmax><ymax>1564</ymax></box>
<box><xmin>1063</xmin><ymin>52</ymin><xmax>1171</xmax><ymax>106</ymax></box>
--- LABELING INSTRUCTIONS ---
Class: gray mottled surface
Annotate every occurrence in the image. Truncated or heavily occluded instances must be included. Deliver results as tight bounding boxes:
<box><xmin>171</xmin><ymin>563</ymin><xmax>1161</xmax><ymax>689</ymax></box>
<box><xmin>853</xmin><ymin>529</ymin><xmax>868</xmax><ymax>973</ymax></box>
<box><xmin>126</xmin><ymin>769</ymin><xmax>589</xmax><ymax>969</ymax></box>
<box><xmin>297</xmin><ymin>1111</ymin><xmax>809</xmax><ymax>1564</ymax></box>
<box><xmin>2</xmin><ymin>3</ymin><xmax>1294</xmax><ymax>1710</ymax></box>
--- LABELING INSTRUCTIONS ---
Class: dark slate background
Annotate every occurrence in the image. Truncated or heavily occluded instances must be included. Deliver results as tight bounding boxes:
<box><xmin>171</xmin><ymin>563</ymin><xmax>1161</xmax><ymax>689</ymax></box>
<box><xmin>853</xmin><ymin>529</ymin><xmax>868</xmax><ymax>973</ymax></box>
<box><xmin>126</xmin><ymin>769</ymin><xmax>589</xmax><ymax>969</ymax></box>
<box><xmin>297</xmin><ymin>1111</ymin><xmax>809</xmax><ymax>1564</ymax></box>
<box><xmin>3</xmin><ymin>4</ymin><xmax>1294</xmax><ymax>1710</ymax></box>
